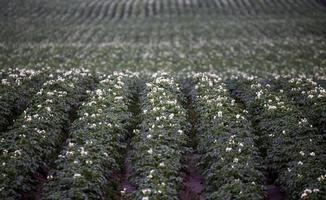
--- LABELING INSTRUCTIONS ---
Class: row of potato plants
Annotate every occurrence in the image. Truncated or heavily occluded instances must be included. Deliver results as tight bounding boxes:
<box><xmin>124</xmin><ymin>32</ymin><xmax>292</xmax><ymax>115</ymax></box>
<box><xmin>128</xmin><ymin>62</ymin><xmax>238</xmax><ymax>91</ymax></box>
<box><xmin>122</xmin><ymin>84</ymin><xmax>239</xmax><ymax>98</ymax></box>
<box><xmin>128</xmin><ymin>72</ymin><xmax>187</xmax><ymax>200</ymax></box>
<box><xmin>0</xmin><ymin>67</ymin><xmax>49</xmax><ymax>132</ymax></box>
<box><xmin>43</xmin><ymin>71</ymin><xmax>136</xmax><ymax>199</ymax></box>
<box><xmin>229</xmin><ymin>76</ymin><xmax>325</xmax><ymax>199</ymax></box>
<box><xmin>0</xmin><ymin>68</ymin><xmax>95</xmax><ymax>199</ymax></box>
<box><xmin>269</xmin><ymin>76</ymin><xmax>326</xmax><ymax>139</ymax></box>
<box><xmin>192</xmin><ymin>73</ymin><xmax>265</xmax><ymax>199</ymax></box>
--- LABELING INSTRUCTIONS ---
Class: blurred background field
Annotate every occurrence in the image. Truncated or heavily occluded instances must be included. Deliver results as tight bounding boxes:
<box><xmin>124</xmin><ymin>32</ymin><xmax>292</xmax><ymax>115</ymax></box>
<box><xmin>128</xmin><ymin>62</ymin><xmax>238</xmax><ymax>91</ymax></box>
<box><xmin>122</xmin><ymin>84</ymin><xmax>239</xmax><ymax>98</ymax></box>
<box><xmin>0</xmin><ymin>0</ymin><xmax>325</xmax><ymax>73</ymax></box>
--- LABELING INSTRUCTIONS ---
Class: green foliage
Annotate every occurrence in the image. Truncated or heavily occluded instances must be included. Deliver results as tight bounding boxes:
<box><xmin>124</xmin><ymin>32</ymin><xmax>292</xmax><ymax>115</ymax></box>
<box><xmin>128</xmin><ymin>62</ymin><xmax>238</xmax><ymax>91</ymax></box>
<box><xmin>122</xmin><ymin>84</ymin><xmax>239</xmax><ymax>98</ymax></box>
<box><xmin>129</xmin><ymin>72</ymin><xmax>187</xmax><ymax>200</ymax></box>
<box><xmin>194</xmin><ymin>73</ymin><xmax>264</xmax><ymax>200</ymax></box>
<box><xmin>0</xmin><ymin>68</ymin><xmax>49</xmax><ymax>132</ymax></box>
<box><xmin>0</xmin><ymin>69</ymin><xmax>95</xmax><ymax>199</ymax></box>
<box><xmin>231</xmin><ymin>77</ymin><xmax>326</xmax><ymax>199</ymax></box>
<box><xmin>43</xmin><ymin>72</ymin><xmax>134</xmax><ymax>199</ymax></box>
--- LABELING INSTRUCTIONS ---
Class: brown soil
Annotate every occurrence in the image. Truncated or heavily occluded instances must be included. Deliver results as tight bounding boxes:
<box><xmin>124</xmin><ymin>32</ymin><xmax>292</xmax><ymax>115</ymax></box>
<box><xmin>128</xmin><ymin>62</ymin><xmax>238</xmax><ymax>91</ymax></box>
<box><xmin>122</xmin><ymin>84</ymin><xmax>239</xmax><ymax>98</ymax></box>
<box><xmin>266</xmin><ymin>184</ymin><xmax>286</xmax><ymax>200</ymax></box>
<box><xmin>120</xmin><ymin>149</ymin><xmax>136</xmax><ymax>197</ymax></box>
<box><xmin>179</xmin><ymin>153</ymin><xmax>204</xmax><ymax>200</ymax></box>
<box><xmin>21</xmin><ymin>165</ymin><xmax>49</xmax><ymax>200</ymax></box>
<box><xmin>265</xmin><ymin>172</ymin><xmax>286</xmax><ymax>200</ymax></box>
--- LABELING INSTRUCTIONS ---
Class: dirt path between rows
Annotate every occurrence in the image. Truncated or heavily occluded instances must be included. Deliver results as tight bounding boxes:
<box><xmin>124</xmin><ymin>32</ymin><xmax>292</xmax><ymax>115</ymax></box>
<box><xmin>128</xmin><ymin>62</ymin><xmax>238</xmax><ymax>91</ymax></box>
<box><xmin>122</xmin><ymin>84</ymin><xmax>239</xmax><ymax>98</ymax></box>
<box><xmin>119</xmin><ymin>145</ymin><xmax>136</xmax><ymax>198</ymax></box>
<box><xmin>179</xmin><ymin>79</ymin><xmax>205</xmax><ymax>200</ymax></box>
<box><xmin>179</xmin><ymin>153</ymin><xmax>204</xmax><ymax>200</ymax></box>
<box><xmin>266</xmin><ymin>184</ymin><xmax>285</xmax><ymax>200</ymax></box>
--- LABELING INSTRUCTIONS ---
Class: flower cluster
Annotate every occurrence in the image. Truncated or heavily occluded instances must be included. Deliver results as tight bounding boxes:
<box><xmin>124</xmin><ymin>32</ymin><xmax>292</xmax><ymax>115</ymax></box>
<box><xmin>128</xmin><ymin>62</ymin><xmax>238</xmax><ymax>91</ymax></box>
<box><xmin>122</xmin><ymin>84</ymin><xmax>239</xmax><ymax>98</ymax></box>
<box><xmin>0</xmin><ymin>68</ymin><xmax>95</xmax><ymax>199</ymax></box>
<box><xmin>193</xmin><ymin>73</ymin><xmax>264</xmax><ymax>199</ymax></box>
<box><xmin>43</xmin><ymin>72</ymin><xmax>134</xmax><ymax>199</ymax></box>
<box><xmin>129</xmin><ymin>72</ymin><xmax>187</xmax><ymax>199</ymax></box>
<box><xmin>231</xmin><ymin>75</ymin><xmax>325</xmax><ymax>199</ymax></box>
<box><xmin>0</xmin><ymin>67</ymin><xmax>48</xmax><ymax>131</ymax></box>
<box><xmin>273</xmin><ymin>76</ymin><xmax>326</xmax><ymax>139</ymax></box>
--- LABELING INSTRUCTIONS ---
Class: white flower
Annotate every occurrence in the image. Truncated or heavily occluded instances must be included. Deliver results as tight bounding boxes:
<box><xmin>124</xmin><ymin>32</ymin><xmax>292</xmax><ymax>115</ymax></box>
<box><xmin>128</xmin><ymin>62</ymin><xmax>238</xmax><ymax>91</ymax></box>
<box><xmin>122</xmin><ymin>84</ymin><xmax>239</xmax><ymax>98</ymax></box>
<box><xmin>159</xmin><ymin>162</ymin><xmax>165</xmax><ymax>167</ymax></box>
<box><xmin>256</xmin><ymin>91</ymin><xmax>262</xmax><ymax>99</ymax></box>
<box><xmin>80</xmin><ymin>147</ymin><xmax>88</xmax><ymax>156</ymax></box>
<box><xmin>300</xmin><ymin>151</ymin><xmax>305</xmax><ymax>156</ymax></box>
<box><xmin>317</xmin><ymin>174</ymin><xmax>325</xmax><ymax>181</ymax></box>
<box><xmin>121</xmin><ymin>188</ymin><xmax>126</xmax><ymax>195</ymax></box>
<box><xmin>73</xmin><ymin>173</ymin><xmax>82</xmax><ymax>178</ymax></box>
<box><xmin>301</xmin><ymin>192</ymin><xmax>308</xmax><ymax>199</ymax></box>
<box><xmin>114</xmin><ymin>96</ymin><xmax>123</xmax><ymax>101</ymax></box>
<box><xmin>14</xmin><ymin>150</ymin><xmax>22</xmax><ymax>156</ymax></box>
<box><xmin>147</xmin><ymin>148</ymin><xmax>153</xmax><ymax>154</ymax></box>
<box><xmin>142</xmin><ymin>188</ymin><xmax>151</xmax><ymax>195</ymax></box>
<box><xmin>217</xmin><ymin>111</ymin><xmax>223</xmax><ymax>118</ymax></box>
<box><xmin>268</xmin><ymin>105</ymin><xmax>277</xmax><ymax>110</ymax></box>
<box><xmin>233</xmin><ymin>158</ymin><xmax>239</xmax><ymax>163</ymax></box>
<box><xmin>25</xmin><ymin>116</ymin><xmax>32</xmax><ymax>122</ymax></box>
<box><xmin>226</xmin><ymin>147</ymin><xmax>232</xmax><ymax>152</ymax></box>
<box><xmin>313</xmin><ymin>188</ymin><xmax>320</xmax><ymax>193</ymax></box>
<box><xmin>231</xmin><ymin>100</ymin><xmax>235</xmax><ymax>106</ymax></box>
<box><xmin>142</xmin><ymin>197</ymin><xmax>149</xmax><ymax>200</ymax></box>
<box><xmin>298</xmin><ymin>161</ymin><xmax>303</xmax><ymax>165</ymax></box>
<box><xmin>46</xmin><ymin>107</ymin><xmax>51</xmax><ymax>112</ymax></box>
<box><xmin>310</xmin><ymin>152</ymin><xmax>315</xmax><ymax>156</ymax></box>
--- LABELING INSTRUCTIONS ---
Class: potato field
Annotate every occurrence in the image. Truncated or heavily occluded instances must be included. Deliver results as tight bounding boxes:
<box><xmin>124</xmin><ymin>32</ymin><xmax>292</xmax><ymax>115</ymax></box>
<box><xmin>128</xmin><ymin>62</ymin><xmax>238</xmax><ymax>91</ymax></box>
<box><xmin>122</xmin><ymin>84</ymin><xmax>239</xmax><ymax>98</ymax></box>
<box><xmin>0</xmin><ymin>0</ymin><xmax>326</xmax><ymax>200</ymax></box>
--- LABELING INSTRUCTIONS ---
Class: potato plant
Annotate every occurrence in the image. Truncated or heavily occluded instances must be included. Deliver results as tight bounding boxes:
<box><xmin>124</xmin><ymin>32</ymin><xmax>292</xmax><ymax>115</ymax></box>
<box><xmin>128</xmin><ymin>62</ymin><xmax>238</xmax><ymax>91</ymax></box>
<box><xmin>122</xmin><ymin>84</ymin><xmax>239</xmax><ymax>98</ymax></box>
<box><xmin>0</xmin><ymin>68</ymin><xmax>49</xmax><ymax>132</ymax></box>
<box><xmin>43</xmin><ymin>72</ymin><xmax>135</xmax><ymax>199</ymax></box>
<box><xmin>230</xmin><ymin>76</ymin><xmax>325</xmax><ymax>199</ymax></box>
<box><xmin>129</xmin><ymin>72</ymin><xmax>187</xmax><ymax>200</ymax></box>
<box><xmin>270</xmin><ymin>76</ymin><xmax>326</xmax><ymax>140</ymax></box>
<box><xmin>193</xmin><ymin>73</ymin><xmax>264</xmax><ymax>200</ymax></box>
<box><xmin>0</xmin><ymin>68</ymin><xmax>95</xmax><ymax>199</ymax></box>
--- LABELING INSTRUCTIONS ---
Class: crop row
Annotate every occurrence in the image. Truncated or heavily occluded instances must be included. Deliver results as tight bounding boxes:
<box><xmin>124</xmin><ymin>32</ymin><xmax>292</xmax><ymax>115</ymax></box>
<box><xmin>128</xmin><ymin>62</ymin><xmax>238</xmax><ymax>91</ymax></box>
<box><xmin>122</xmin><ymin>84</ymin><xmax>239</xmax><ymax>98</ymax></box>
<box><xmin>269</xmin><ymin>76</ymin><xmax>326</xmax><ymax>139</ymax></box>
<box><xmin>0</xmin><ymin>69</ymin><xmax>95</xmax><ymax>199</ymax></box>
<box><xmin>192</xmin><ymin>73</ymin><xmax>264</xmax><ymax>199</ymax></box>
<box><xmin>0</xmin><ymin>70</ymin><xmax>325</xmax><ymax>199</ymax></box>
<box><xmin>229</xmin><ymin>76</ymin><xmax>325</xmax><ymax>199</ymax></box>
<box><xmin>2</xmin><ymin>0</ymin><xmax>324</xmax><ymax>21</ymax></box>
<box><xmin>43</xmin><ymin>72</ymin><xmax>136</xmax><ymax>199</ymax></box>
<box><xmin>128</xmin><ymin>72</ymin><xmax>187</xmax><ymax>199</ymax></box>
<box><xmin>1</xmin><ymin>0</ymin><xmax>325</xmax><ymax>44</ymax></box>
<box><xmin>0</xmin><ymin>68</ymin><xmax>49</xmax><ymax>132</ymax></box>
